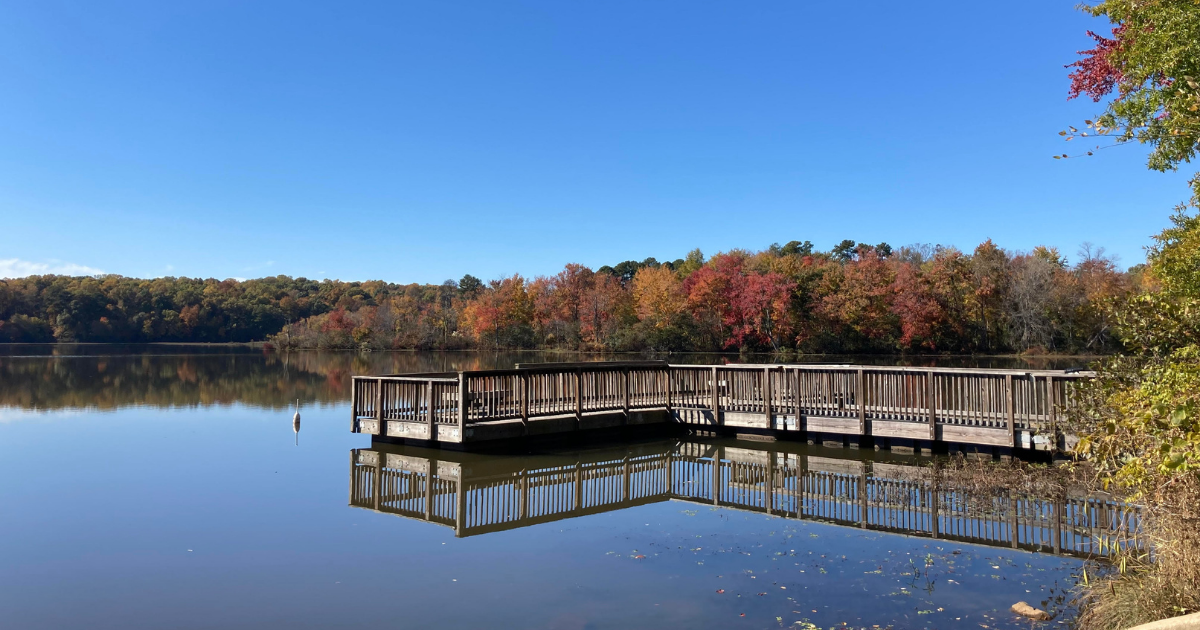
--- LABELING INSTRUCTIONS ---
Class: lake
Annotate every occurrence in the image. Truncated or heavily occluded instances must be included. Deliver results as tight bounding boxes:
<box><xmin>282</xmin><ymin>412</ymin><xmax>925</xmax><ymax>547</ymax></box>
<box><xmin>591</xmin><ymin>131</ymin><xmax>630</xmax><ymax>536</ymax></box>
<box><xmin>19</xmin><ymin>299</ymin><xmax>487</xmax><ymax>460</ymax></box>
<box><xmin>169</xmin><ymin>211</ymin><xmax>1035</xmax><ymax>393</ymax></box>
<box><xmin>0</xmin><ymin>347</ymin><xmax>1094</xmax><ymax>629</ymax></box>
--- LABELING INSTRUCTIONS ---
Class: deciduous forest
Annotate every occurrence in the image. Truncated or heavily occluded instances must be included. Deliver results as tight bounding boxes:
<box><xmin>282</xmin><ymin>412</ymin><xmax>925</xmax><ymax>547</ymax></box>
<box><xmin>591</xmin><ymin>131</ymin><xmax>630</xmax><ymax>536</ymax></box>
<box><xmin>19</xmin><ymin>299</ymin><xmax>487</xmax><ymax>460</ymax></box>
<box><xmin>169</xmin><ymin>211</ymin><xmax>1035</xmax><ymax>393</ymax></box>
<box><xmin>0</xmin><ymin>239</ymin><xmax>1135</xmax><ymax>354</ymax></box>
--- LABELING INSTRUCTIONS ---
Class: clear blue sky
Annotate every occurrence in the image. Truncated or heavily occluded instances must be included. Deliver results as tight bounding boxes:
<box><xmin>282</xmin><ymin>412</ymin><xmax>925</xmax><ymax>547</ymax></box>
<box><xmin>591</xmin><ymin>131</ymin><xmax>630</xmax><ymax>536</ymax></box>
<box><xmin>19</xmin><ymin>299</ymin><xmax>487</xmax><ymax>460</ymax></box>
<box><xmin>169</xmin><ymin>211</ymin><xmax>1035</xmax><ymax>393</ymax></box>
<box><xmin>0</xmin><ymin>1</ymin><xmax>1191</xmax><ymax>283</ymax></box>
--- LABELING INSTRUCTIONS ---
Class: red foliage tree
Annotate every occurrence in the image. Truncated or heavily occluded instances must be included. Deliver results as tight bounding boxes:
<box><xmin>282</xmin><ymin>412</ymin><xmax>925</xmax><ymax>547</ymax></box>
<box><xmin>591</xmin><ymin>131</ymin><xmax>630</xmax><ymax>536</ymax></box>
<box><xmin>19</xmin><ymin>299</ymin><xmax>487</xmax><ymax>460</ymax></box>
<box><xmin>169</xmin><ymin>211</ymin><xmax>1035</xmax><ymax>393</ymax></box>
<box><xmin>890</xmin><ymin>263</ymin><xmax>942</xmax><ymax>350</ymax></box>
<box><xmin>1067</xmin><ymin>25</ymin><xmax>1127</xmax><ymax>102</ymax></box>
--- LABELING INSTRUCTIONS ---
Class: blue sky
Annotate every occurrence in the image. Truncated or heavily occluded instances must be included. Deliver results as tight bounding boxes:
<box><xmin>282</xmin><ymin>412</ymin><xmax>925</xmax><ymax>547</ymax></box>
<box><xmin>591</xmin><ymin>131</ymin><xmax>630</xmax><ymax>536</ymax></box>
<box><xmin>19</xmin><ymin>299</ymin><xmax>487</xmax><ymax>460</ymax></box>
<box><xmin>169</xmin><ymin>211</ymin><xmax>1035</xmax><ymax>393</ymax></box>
<box><xmin>0</xmin><ymin>1</ymin><xmax>1192</xmax><ymax>283</ymax></box>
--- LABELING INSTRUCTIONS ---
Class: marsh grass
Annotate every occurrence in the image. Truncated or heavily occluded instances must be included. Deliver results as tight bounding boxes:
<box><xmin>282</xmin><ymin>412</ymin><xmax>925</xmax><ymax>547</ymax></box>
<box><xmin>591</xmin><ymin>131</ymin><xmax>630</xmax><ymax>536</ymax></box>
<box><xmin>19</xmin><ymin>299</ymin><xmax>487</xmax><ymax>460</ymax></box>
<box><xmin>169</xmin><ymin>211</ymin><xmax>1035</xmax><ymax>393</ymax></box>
<box><xmin>907</xmin><ymin>455</ymin><xmax>1188</xmax><ymax>628</ymax></box>
<box><xmin>1074</xmin><ymin>478</ymin><xmax>1200</xmax><ymax>630</ymax></box>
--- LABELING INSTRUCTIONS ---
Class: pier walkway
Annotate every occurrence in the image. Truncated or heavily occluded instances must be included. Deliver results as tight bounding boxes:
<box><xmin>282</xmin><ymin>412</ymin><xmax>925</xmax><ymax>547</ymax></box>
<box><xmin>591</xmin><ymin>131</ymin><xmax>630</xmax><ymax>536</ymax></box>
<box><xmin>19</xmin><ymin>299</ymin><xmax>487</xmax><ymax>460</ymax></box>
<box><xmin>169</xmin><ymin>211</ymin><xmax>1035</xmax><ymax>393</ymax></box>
<box><xmin>351</xmin><ymin>361</ymin><xmax>1092</xmax><ymax>451</ymax></box>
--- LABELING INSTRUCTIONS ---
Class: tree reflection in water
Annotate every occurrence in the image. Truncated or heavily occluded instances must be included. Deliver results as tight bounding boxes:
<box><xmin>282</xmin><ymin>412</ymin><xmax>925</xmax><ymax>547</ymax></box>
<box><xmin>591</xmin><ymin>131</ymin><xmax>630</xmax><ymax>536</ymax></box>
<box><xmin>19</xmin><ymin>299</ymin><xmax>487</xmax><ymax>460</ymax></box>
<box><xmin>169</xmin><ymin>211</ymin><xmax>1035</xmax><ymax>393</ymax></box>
<box><xmin>0</xmin><ymin>345</ymin><xmax>1092</xmax><ymax>411</ymax></box>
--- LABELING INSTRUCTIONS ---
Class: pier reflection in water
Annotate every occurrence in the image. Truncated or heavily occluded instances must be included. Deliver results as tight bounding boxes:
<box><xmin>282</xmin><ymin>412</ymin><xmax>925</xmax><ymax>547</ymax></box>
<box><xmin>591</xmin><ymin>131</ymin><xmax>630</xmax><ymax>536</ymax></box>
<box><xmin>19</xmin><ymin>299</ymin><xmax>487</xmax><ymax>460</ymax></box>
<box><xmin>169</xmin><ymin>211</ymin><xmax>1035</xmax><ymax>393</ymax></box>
<box><xmin>350</xmin><ymin>439</ymin><xmax>1142</xmax><ymax>558</ymax></box>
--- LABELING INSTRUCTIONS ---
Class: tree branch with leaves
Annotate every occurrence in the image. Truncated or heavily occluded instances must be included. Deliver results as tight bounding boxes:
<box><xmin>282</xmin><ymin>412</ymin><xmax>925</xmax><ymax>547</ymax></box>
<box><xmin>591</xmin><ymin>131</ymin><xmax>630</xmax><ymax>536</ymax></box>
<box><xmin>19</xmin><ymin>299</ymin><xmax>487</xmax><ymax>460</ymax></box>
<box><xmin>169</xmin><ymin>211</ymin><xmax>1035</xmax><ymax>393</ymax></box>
<box><xmin>1061</xmin><ymin>0</ymin><xmax>1200</xmax><ymax>198</ymax></box>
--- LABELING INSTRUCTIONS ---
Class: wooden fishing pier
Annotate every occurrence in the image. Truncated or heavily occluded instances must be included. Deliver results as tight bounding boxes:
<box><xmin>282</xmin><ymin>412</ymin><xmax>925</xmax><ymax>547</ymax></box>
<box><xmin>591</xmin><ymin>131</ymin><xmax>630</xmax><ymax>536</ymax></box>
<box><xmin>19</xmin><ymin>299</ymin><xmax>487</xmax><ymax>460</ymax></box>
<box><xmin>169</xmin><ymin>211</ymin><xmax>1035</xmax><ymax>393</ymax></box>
<box><xmin>348</xmin><ymin>440</ymin><xmax>1142</xmax><ymax>557</ymax></box>
<box><xmin>351</xmin><ymin>361</ymin><xmax>1092</xmax><ymax>452</ymax></box>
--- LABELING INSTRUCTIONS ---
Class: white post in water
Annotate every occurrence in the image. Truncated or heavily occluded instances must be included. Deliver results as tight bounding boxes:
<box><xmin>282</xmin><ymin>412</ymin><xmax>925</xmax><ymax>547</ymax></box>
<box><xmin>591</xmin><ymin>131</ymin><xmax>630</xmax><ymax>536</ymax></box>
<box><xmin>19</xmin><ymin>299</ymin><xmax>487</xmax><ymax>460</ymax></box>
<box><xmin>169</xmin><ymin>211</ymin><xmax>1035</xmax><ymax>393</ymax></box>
<box><xmin>293</xmin><ymin>399</ymin><xmax>301</xmax><ymax>445</ymax></box>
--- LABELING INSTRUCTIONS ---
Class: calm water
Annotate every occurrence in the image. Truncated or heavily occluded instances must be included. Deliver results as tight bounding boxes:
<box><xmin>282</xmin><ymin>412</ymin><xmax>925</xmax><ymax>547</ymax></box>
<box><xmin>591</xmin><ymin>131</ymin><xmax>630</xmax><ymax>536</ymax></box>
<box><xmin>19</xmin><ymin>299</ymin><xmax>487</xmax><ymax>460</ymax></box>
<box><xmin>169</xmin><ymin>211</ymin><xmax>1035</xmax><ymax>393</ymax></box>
<box><xmin>0</xmin><ymin>347</ymin><xmax>1089</xmax><ymax>629</ymax></box>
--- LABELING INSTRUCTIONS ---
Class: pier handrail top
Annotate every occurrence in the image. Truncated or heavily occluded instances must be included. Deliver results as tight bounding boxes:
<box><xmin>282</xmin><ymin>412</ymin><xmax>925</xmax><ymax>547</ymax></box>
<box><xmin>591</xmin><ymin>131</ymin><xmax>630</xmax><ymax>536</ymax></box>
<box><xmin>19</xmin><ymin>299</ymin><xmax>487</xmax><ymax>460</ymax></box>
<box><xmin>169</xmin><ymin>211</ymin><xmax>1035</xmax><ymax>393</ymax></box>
<box><xmin>697</xmin><ymin>363</ymin><xmax>1096</xmax><ymax>377</ymax></box>
<box><xmin>513</xmin><ymin>360</ymin><xmax>668</xmax><ymax>370</ymax></box>
<box><xmin>353</xmin><ymin>372</ymin><xmax>459</xmax><ymax>382</ymax></box>
<box><xmin>355</xmin><ymin>362</ymin><xmax>1097</xmax><ymax>379</ymax></box>
<box><xmin>466</xmin><ymin>360</ymin><xmax>669</xmax><ymax>377</ymax></box>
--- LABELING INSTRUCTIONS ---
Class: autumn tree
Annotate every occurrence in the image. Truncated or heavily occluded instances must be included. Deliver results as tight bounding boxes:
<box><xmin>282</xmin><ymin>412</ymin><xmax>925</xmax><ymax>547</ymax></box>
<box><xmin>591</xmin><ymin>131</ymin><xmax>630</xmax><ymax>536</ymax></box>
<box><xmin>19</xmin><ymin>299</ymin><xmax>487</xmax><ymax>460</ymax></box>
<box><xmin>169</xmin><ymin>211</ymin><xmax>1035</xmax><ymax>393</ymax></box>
<box><xmin>733</xmin><ymin>272</ymin><xmax>795</xmax><ymax>351</ymax></box>
<box><xmin>579</xmin><ymin>273</ymin><xmax>635</xmax><ymax>349</ymax></box>
<box><xmin>815</xmin><ymin>251</ymin><xmax>898</xmax><ymax>351</ymax></box>
<box><xmin>1066</xmin><ymin>0</ymin><xmax>1200</xmax><ymax>198</ymax></box>
<box><xmin>632</xmin><ymin>266</ymin><xmax>685</xmax><ymax>328</ymax></box>
<box><xmin>460</xmin><ymin>275</ymin><xmax>534</xmax><ymax>349</ymax></box>
<box><xmin>968</xmin><ymin>239</ymin><xmax>1012</xmax><ymax>351</ymax></box>
<box><xmin>890</xmin><ymin>262</ymin><xmax>943</xmax><ymax>350</ymax></box>
<box><xmin>921</xmin><ymin>248</ymin><xmax>975</xmax><ymax>349</ymax></box>
<box><xmin>683</xmin><ymin>253</ymin><xmax>744</xmax><ymax>349</ymax></box>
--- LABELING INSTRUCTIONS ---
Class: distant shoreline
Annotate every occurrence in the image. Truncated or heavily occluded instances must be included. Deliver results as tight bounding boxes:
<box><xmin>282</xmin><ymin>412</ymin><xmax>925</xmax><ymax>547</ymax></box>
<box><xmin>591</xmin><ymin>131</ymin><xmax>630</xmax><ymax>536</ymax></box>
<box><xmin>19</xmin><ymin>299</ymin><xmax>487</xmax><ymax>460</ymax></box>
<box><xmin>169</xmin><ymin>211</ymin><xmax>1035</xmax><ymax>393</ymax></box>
<box><xmin>0</xmin><ymin>341</ymin><xmax>1107</xmax><ymax>360</ymax></box>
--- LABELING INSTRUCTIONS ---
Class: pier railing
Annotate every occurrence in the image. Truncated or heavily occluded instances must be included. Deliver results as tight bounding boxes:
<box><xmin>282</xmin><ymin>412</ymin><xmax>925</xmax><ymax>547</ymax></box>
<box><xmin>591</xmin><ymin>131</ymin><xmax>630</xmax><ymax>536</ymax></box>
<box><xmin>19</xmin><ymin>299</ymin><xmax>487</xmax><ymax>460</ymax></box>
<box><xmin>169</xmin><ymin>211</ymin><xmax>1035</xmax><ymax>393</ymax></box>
<box><xmin>352</xmin><ymin>362</ymin><xmax>1092</xmax><ymax>444</ymax></box>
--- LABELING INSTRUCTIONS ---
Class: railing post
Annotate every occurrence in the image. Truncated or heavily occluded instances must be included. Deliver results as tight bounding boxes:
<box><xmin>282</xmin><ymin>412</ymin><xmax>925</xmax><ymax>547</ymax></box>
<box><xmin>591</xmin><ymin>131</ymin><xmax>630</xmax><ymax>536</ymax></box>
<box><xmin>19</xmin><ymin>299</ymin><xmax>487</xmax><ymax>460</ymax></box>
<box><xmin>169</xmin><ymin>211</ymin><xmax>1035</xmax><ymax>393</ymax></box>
<box><xmin>664</xmin><ymin>453</ymin><xmax>673</xmax><ymax>496</ymax></box>
<box><xmin>424</xmin><ymin>457</ymin><xmax>435</xmax><ymax>520</ymax></box>
<box><xmin>1009</xmin><ymin>493</ymin><xmax>1019</xmax><ymax>549</ymax></box>
<box><xmin>665</xmin><ymin>367</ymin><xmax>672</xmax><ymax>414</ymax></box>
<box><xmin>798</xmin><ymin>452</ymin><xmax>808</xmax><ymax>517</ymax></box>
<box><xmin>349</xmin><ymin>449</ymin><xmax>356</xmax><ymax>504</ymax></box>
<box><xmin>1006</xmin><ymin>374</ymin><xmax>1015</xmax><ymax>447</ymax></box>
<box><xmin>793</xmin><ymin>367</ymin><xmax>801</xmax><ymax>420</ymax></box>
<box><xmin>351</xmin><ymin>378</ymin><xmax>358</xmax><ymax>431</ymax></box>
<box><xmin>374</xmin><ymin>458</ymin><xmax>384</xmax><ymax>511</ymax></box>
<box><xmin>519</xmin><ymin>469</ymin><xmax>529</xmax><ymax>519</ymax></box>
<box><xmin>763</xmin><ymin>367</ymin><xmax>772</xmax><ymax>429</ymax></box>
<box><xmin>927</xmin><ymin>370</ymin><xmax>936</xmax><ymax>441</ymax></box>
<box><xmin>457</xmin><ymin>372</ymin><xmax>466</xmax><ymax>436</ymax></box>
<box><xmin>1051</xmin><ymin>497</ymin><xmax>1062</xmax><ymax>554</ymax></box>
<box><xmin>574</xmin><ymin>462</ymin><xmax>583</xmax><ymax>511</ymax></box>
<box><xmin>623</xmin><ymin>368</ymin><xmax>631</xmax><ymax>419</ymax></box>
<box><xmin>857</xmin><ymin>369</ymin><xmax>866</xmax><ymax>434</ymax></box>
<box><xmin>859</xmin><ymin>464</ymin><xmax>868</xmax><ymax>528</ymax></box>
<box><xmin>455</xmin><ymin>479</ymin><xmax>466</xmax><ymax>536</ymax></box>
<box><xmin>426</xmin><ymin>379</ymin><xmax>436</xmax><ymax>441</ymax></box>
<box><xmin>765</xmin><ymin>451</ymin><xmax>774</xmax><ymax>515</ymax></box>
<box><xmin>622</xmin><ymin>456</ymin><xmax>630</xmax><ymax>502</ymax></box>
<box><xmin>930</xmin><ymin>481</ymin><xmax>939</xmax><ymax>539</ymax></box>
<box><xmin>575</xmin><ymin>368</ymin><xmax>583</xmax><ymax>427</ymax></box>
<box><xmin>520</xmin><ymin>372</ymin><xmax>529</xmax><ymax>432</ymax></box>
<box><xmin>711</xmin><ymin>366</ymin><xmax>721</xmax><ymax>427</ymax></box>
<box><xmin>1047</xmin><ymin>376</ymin><xmax>1057</xmax><ymax>452</ymax></box>
<box><xmin>375</xmin><ymin>377</ymin><xmax>385</xmax><ymax>437</ymax></box>
<box><xmin>712</xmin><ymin>447</ymin><xmax>721</xmax><ymax>506</ymax></box>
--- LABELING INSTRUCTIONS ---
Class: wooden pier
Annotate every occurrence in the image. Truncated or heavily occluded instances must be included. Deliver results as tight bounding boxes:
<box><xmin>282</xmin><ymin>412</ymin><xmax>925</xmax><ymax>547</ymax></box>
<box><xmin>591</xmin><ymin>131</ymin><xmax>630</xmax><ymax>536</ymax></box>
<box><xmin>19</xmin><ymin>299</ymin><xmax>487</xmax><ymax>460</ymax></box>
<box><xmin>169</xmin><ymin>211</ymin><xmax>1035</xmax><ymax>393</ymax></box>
<box><xmin>351</xmin><ymin>361</ymin><xmax>1092</xmax><ymax>451</ymax></box>
<box><xmin>348</xmin><ymin>440</ymin><xmax>1142</xmax><ymax>557</ymax></box>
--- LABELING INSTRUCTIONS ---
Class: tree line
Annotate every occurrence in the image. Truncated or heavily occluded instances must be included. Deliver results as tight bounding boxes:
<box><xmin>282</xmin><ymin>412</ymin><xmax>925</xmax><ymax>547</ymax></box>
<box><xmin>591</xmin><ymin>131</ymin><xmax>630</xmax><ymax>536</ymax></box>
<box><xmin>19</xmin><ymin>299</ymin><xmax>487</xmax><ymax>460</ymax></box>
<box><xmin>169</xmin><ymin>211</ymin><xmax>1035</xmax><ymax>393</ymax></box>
<box><xmin>283</xmin><ymin>240</ymin><xmax>1132</xmax><ymax>354</ymax></box>
<box><xmin>0</xmin><ymin>238</ymin><xmax>1133</xmax><ymax>354</ymax></box>
<box><xmin>0</xmin><ymin>275</ymin><xmax>380</xmax><ymax>343</ymax></box>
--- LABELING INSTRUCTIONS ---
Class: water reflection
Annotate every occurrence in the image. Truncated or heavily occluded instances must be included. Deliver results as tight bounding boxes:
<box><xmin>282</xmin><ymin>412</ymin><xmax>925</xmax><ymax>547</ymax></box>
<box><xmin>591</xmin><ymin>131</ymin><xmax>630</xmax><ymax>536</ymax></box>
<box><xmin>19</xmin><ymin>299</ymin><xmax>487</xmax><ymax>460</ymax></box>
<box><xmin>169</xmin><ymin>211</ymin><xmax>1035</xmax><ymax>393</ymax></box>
<box><xmin>351</xmin><ymin>438</ymin><xmax>1140</xmax><ymax>558</ymax></box>
<box><xmin>0</xmin><ymin>346</ymin><xmax>1094</xmax><ymax>411</ymax></box>
<box><xmin>0</xmin><ymin>349</ymin><xmax>1110</xmax><ymax>629</ymax></box>
<box><xmin>0</xmin><ymin>349</ymin><xmax>614</xmax><ymax>410</ymax></box>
